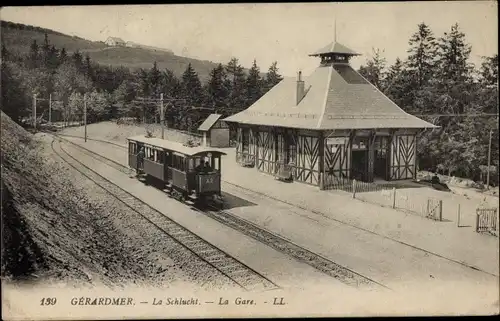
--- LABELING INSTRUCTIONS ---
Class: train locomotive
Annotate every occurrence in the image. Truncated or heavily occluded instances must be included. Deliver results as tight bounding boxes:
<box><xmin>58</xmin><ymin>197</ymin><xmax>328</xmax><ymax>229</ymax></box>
<box><xmin>127</xmin><ymin>135</ymin><xmax>226</xmax><ymax>208</ymax></box>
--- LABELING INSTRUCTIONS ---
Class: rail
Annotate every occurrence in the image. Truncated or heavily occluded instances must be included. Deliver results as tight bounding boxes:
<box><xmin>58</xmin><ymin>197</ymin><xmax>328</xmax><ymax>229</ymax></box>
<box><xmin>51</xmin><ymin>136</ymin><xmax>278</xmax><ymax>292</ymax></box>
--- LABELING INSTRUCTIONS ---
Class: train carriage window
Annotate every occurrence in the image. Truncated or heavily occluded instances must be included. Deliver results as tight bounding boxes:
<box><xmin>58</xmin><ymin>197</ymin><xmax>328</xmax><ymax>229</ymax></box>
<box><xmin>158</xmin><ymin>150</ymin><xmax>164</xmax><ymax>164</ymax></box>
<box><xmin>173</xmin><ymin>155</ymin><xmax>185</xmax><ymax>171</ymax></box>
<box><xmin>214</xmin><ymin>157</ymin><xmax>219</xmax><ymax>171</ymax></box>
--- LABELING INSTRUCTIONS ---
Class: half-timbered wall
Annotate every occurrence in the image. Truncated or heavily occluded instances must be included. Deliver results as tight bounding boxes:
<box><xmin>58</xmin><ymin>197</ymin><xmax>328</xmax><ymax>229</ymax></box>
<box><xmin>390</xmin><ymin>134</ymin><xmax>416</xmax><ymax>180</ymax></box>
<box><xmin>276</xmin><ymin>132</ymin><xmax>286</xmax><ymax>162</ymax></box>
<box><xmin>236</xmin><ymin>126</ymin><xmax>257</xmax><ymax>164</ymax></box>
<box><xmin>295</xmin><ymin>131</ymin><xmax>320</xmax><ymax>185</ymax></box>
<box><xmin>257</xmin><ymin>127</ymin><xmax>275</xmax><ymax>174</ymax></box>
<box><xmin>323</xmin><ymin>134</ymin><xmax>352</xmax><ymax>188</ymax></box>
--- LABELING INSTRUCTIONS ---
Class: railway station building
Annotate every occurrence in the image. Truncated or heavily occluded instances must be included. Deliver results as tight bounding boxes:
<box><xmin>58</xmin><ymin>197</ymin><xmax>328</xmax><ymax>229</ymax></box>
<box><xmin>223</xmin><ymin>41</ymin><xmax>437</xmax><ymax>189</ymax></box>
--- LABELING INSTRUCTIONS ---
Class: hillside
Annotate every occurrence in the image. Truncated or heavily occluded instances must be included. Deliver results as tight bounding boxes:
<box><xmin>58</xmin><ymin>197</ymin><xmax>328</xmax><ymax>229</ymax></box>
<box><xmin>1</xmin><ymin>111</ymin><xmax>190</xmax><ymax>287</ymax></box>
<box><xmin>0</xmin><ymin>111</ymin><xmax>145</xmax><ymax>285</ymax></box>
<box><xmin>1</xmin><ymin>20</ymin><xmax>238</xmax><ymax>82</ymax></box>
<box><xmin>0</xmin><ymin>20</ymin><xmax>107</xmax><ymax>54</ymax></box>
<box><xmin>83</xmin><ymin>46</ymin><xmax>219</xmax><ymax>82</ymax></box>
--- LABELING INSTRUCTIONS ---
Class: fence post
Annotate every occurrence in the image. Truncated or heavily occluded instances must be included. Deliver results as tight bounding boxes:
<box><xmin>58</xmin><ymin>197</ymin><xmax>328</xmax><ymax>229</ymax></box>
<box><xmin>495</xmin><ymin>208</ymin><xmax>499</xmax><ymax>235</ymax></box>
<box><xmin>475</xmin><ymin>209</ymin><xmax>480</xmax><ymax>233</ymax></box>
<box><xmin>352</xmin><ymin>179</ymin><xmax>357</xmax><ymax>199</ymax></box>
<box><xmin>457</xmin><ymin>204</ymin><xmax>461</xmax><ymax>227</ymax></box>
<box><xmin>427</xmin><ymin>199</ymin><xmax>430</xmax><ymax>217</ymax></box>
<box><xmin>392</xmin><ymin>187</ymin><xmax>396</xmax><ymax>209</ymax></box>
<box><xmin>438</xmin><ymin>200</ymin><xmax>443</xmax><ymax>221</ymax></box>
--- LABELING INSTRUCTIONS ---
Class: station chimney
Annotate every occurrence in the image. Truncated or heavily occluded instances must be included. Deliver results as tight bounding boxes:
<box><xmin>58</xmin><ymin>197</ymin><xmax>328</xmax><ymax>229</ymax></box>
<box><xmin>296</xmin><ymin>71</ymin><xmax>305</xmax><ymax>105</ymax></box>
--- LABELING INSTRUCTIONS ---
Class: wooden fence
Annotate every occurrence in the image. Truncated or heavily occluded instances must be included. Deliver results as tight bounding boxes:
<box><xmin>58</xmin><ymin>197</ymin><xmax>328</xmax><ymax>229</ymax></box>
<box><xmin>475</xmin><ymin>208</ymin><xmax>498</xmax><ymax>235</ymax></box>
<box><xmin>326</xmin><ymin>179</ymin><xmax>443</xmax><ymax>221</ymax></box>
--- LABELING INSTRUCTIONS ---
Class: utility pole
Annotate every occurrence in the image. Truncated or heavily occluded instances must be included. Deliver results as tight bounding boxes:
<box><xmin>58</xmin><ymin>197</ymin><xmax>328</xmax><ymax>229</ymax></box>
<box><xmin>160</xmin><ymin>93</ymin><xmax>164</xmax><ymax>139</ymax></box>
<box><xmin>486</xmin><ymin>129</ymin><xmax>493</xmax><ymax>189</ymax></box>
<box><xmin>84</xmin><ymin>93</ymin><xmax>87</xmax><ymax>142</ymax></box>
<box><xmin>49</xmin><ymin>93</ymin><xmax>52</xmax><ymax>124</ymax></box>
<box><xmin>33</xmin><ymin>93</ymin><xmax>37</xmax><ymax>129</ymax></box>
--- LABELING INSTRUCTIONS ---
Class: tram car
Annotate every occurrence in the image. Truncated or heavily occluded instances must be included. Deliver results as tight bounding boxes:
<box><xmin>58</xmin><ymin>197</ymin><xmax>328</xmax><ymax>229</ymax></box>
<box><xmin>127</xmin><ymin>135</ymin><xmax>226</xmax><ymax>207</ymax></box>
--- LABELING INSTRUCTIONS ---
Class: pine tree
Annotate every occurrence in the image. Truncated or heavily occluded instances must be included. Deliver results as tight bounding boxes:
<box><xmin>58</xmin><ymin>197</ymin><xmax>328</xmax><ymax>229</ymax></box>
<box><xmin>1</xmin><ymin>61</ymin><xmax>27</xmax><ymax>122</ymax></box>
<box><xmin>206</xmin><ymin>63</ymin><xmax>230</xmax><ymax>112</ymax></box>
<box><xmin>434</xmin><ymin>23</ymin><xmax>474</xmax><ymax>117</ymax></box>
<box><xmin>83</xmin><ymin>54</ymin><xmax>94</xmax><ymax>82</ymax></box>
<box><xmin>28</xmin><ymin>40</ymin><xmax>39</xmax><ymax>69</ymax></box>
<box><xmin>382</xmin><ymin>58</ymin><xmax>414</xmax><ymax>109</ymax></box>
<box><xmin>160</xmin><ymin>69</ymin><xmax>182</xmax><ymax>127</ymax></box>
<box><xmin>358</xmin><ymin>48</ymin><xmax>386</xmax><ymax>90</ymax></box>
<box><xmin>161</xmin><ymin>69</ymin><xmax>181</xmax><ymax>98</ymax></box>
<box><xmin>246</xmin><ymin>59</ymin><xmax>264</xmax><ymax>106</ymax></box>
<box><xmin>136</xmin><ymin>68</ymin><xmax>150</xmax><ymax>97</ymax></box>
<box><xmin>59</xmin><ymin>48</ymin><xmax>68</xmax><ymax>64</ymax></box>
<box><xmin>406</xmin><ymin>22</ymin><xmax>438</xmax><ymax>88</ymax></box>
<box><xmin>48</xmin><ymin>45</ymin><xmax>59</xmax><ymax>70</ymax></box>
<box><xmin>41</xmin><ymin>33</ymin><xmax>51</xmax><ymax>68</ymax></box>
<box><xmin>437</xmin><ymin>23</ymin><xmax>473</xmax><ymax>85</ymax></box>
<box><xmin>181</xmin><ymin>63</ymin><xmax>203</xmax><ymax>106</ymax></box>
<box><xmin>479</xmin><ymin>54</ymin><xmax>498</xmax><ymax>88</ymax></box>
<box><xmin>72</xmin><ymin>50</ymin><xmax>83</xmax><ymax>72</ymax></box>
<box><xmin>225</xmin><ymin>57</ymin><xmax>247</xmax><ymax>113</ymax></box>
<box><xmin>265</xmin><ymin>61</ymin><xmax>283</xmax><ymax>92</ymax></box>
<box><xmin>421</xmin><ymin>23</ymin><xmax>476</xmax><ymax>175</ymax></box>
<box><xmin>148</xmin><ymin>61</ymin><xmax>162</xmax><ymax>98</ymax></box>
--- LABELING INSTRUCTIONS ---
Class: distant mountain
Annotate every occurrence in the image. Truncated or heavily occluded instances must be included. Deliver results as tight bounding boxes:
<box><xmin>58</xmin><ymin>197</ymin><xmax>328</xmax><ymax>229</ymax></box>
<box><xmin>1</xmin><ymin>20</ymin><xmax>257</xmax><ymax>83</ymax></box>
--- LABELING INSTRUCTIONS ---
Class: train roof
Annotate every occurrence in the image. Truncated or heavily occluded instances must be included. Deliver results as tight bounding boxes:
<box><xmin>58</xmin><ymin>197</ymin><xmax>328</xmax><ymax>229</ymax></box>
<box><xmin>127</xmin><ymin>135</ymin><xmax>227</xmax><ymax>157</ymax></box>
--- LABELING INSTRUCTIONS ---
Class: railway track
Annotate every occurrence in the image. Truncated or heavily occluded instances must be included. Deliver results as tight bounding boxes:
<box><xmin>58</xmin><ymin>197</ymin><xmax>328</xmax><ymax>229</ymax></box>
<box><xmin>47</xmin><ymin>134</ymin><xmax>500</xmax><ymax>279</ymax></box>
<box><xmin>51</xmin><ymin>134</ymin><xmax>388</xmax><ymax>289</ymax></box>
<box><xmin>50</xmin><ymin>137</ymin><xmax>279</xmax><ymax>292</ymax></box>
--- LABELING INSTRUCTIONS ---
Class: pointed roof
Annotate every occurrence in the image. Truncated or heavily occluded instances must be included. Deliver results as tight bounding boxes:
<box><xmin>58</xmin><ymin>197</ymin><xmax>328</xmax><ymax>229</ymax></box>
<box><xmin>223</xmin><ymin>63</ymin><xmax>437</xmax><ymax>130</ymax></box>
<box><xmin>309</xmin><ymin>41</ymin><xmax>361</xmax><ymax>57</ymax></box>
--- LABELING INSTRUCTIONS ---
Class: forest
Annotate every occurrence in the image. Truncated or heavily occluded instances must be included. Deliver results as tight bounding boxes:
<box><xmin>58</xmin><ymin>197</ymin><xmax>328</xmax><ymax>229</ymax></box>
<box><xmin>1</xmin><ymin>22</ymin><xmax>498</xmax><ymax>185</ymax></box>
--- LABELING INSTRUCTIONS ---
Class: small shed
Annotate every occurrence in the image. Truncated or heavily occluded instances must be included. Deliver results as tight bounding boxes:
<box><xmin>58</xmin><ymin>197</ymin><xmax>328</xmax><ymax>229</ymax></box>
<box><xmin>198</xmin><ymin>114</ymin><xmax>230</xmax><ymax>148</ymax></box>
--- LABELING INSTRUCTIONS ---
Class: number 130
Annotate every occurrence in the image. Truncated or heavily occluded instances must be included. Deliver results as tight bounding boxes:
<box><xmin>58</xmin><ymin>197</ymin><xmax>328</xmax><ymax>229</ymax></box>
<box><xmin>40</xmin><ymin>298</ymin><xmax>57</xmax><ymax>305</ymax></box>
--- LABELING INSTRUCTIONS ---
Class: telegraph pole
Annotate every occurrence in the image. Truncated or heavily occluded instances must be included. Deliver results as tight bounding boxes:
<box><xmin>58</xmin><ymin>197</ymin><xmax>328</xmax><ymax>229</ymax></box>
<box><xmin>486</xmin><ymin>129</ymin><xmax>493</xmax><ymax>189</ymax></box>
<box><xmin>49</xmin><ymin>93</ymin><xmax>52</xmax><ymax>124</ymax></box>
<box><xmin>133</xmin><ymin>96</ymin><xmax>187</xmax><ymax>138</ymax></box>
<box><xmin>160</xmin><ymin>93</ymin><xmax>164</xmax><ymax>139</ymax></box>
<box><xmin>32</xmin><ymin>93</ymin><xmax>37</xmax><ymax>129</ymax></box>
<box><xmin>84</xmin><ymin>93</ymin><xmax>87</xmax><ymax>142</ymax></box>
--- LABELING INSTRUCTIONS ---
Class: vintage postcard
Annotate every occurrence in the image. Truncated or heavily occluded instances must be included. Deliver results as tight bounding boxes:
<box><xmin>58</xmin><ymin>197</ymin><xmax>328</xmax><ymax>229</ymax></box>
<box><xmin>1</xmin><ymin>2</ymin><xmax>499</xmax><ymax>319</ymax></box>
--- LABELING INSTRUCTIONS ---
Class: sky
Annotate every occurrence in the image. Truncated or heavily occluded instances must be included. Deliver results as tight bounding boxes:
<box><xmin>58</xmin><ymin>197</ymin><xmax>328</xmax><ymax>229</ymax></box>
<box><xmin>1</xmin><ymin>2</ymin><xmax>497</xmax><ymax>76</ymax></box>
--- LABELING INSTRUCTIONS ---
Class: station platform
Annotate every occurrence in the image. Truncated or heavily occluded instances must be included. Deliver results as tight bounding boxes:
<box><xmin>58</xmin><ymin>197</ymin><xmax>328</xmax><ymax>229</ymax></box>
<box><xmin>56</xmin><ymin>127</ymin><xmax>499</xmax><ymax>280</ymax></box>
<box><xmin>217</xmin><ymin>149</ymin><xmax>499</xmax><ymax>277</ymax></box>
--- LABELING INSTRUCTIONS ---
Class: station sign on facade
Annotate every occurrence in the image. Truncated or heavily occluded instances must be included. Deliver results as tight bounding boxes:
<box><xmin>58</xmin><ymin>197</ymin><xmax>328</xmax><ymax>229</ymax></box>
<box><xmin>326</xmin><ymin>137</ymin><xmax>348</xmax><ymax>145</ymax></box>
<box><xmin>326</xmin><ymin>137</ymin><xmax>348</xmax><ymax>153</ymax></box>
